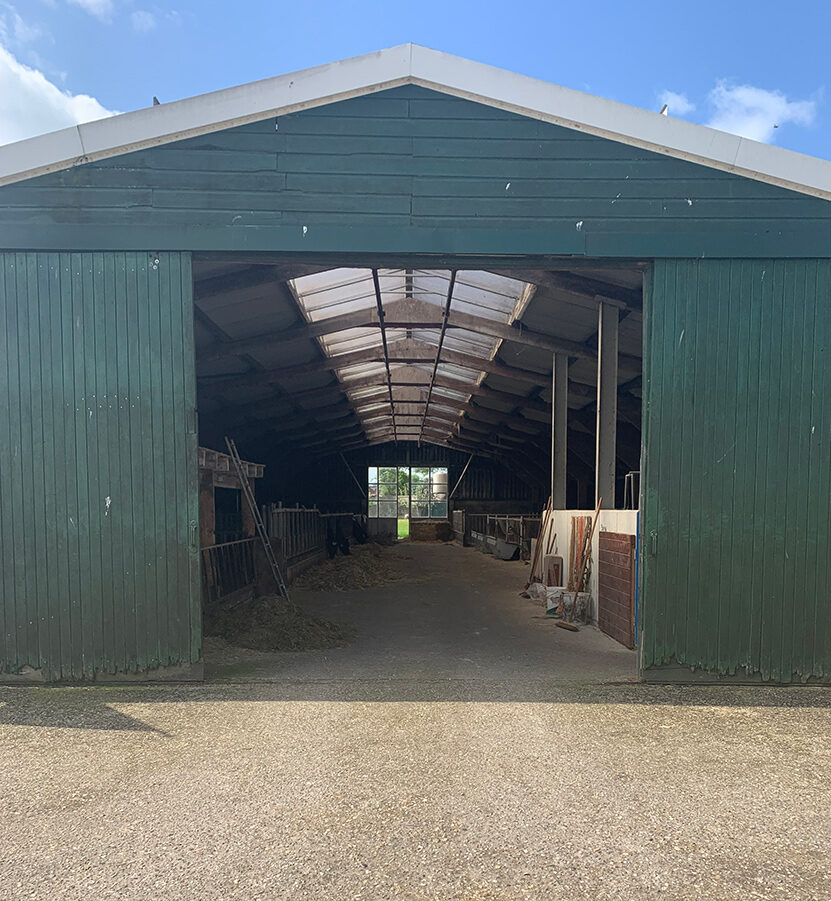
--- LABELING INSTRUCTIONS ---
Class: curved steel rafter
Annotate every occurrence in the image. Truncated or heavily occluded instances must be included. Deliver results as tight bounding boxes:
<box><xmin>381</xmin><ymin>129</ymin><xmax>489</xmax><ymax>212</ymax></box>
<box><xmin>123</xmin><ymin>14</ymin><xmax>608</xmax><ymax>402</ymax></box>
<box><xmin>419</xmin><ymin>270</ymin><xmax>457</xmax><ymax>445</ymax></box>
<box><xmin>371</xmin><ymin>268</ymin><xmax>397</xmax><ymax>442</ymax></box>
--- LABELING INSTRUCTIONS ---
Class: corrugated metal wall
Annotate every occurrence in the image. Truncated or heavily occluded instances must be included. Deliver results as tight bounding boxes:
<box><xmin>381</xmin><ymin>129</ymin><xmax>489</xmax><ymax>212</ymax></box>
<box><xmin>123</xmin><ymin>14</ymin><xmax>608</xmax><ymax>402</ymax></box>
<box><xmin>642</xmin><ymin>259</ymin><xmax>831</xmax><ymax>683</ymax></box>
<box><xmin>0</xmin><ymin>252</ymin><xmax>200</xmax><ymax>680</ymax></box>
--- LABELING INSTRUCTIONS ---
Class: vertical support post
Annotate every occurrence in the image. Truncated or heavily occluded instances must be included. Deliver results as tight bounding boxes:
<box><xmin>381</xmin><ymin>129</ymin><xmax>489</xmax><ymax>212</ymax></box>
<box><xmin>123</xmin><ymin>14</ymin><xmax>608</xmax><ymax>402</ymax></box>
<box><xmin>551</xmin><ymin>352</ymin><xmax>568</xmax><ymax>509</ymax></box>
<box><xmin>595</xmin><ymin>298</ymin><xmax>620</xmax><ymax>509</ymax></box>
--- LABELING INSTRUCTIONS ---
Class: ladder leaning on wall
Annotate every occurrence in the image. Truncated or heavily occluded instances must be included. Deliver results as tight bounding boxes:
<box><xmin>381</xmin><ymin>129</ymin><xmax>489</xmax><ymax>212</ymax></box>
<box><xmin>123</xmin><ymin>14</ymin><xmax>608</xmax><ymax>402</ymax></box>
<box><xmin>224</xmin><ymin>436</ymin><xmax>291</xmax><ymax>602</ymax></box>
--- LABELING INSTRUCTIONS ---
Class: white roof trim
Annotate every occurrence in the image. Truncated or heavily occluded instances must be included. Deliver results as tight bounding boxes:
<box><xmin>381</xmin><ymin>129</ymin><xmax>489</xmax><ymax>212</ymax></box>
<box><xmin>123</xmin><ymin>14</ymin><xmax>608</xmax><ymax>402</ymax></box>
<box><xmin>1</xmin><ymin>42</ymin><xmax>830</xmax><ymax>200</ymax></box>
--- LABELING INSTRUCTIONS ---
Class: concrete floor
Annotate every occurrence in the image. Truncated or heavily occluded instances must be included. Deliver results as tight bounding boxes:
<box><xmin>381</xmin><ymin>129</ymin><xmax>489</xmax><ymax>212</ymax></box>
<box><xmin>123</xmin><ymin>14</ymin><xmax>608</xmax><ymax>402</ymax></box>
<box><xmin>204</xmin><ymin>542</ymin><xmax>637</xmax><ymax>689</ymax></box>
<box><xmin>1</xmin><ymin>544</ymin><xmax>830</xmax><ymax>900</ymax></box>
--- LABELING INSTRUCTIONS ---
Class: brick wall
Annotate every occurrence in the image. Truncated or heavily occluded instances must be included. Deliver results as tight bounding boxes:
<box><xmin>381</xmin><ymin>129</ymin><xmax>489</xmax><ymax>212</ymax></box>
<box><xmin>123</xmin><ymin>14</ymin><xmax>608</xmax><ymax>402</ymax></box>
<box><xmin>598</xmin><ymin>532</ymin><xmax>635</xmax><ymax>649</ymax></box>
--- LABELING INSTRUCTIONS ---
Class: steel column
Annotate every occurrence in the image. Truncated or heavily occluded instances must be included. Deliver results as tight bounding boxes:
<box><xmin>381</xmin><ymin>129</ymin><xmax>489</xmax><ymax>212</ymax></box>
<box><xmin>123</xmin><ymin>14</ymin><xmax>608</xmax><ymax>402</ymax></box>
<box><xmin>551</xmin><ymin>352</ymin><xmax>568</xmax><ymax>508</ymax></box>
<box><xmin>595</xmin><ymin>298</ymin><xmax>620</xmax><ymax>508</ymax></box>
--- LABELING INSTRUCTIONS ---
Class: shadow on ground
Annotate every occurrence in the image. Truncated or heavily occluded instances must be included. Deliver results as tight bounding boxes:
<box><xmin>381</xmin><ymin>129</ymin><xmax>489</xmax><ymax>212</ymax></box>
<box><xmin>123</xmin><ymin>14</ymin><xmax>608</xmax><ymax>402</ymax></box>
<box><xmin>1</xmin><ymin>679</ymin><xmax>830</xmax><ymax>735</ymax></box>
<box><xmin>3</xmin><ymin>545</ymin><xmax>829</xmax><ymax>731</ymax></box>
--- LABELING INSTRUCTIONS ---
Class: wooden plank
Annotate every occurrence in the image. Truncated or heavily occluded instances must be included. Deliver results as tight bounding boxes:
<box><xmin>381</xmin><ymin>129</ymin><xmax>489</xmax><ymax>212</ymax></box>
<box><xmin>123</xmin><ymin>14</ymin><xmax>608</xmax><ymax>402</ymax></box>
<box><xmin>642</xmin><ymin>259</ymin><xmax>831</xmax><ymax>683</ymax></box>
<box><xmin>197</xmin><ymin>445</ymin><xmax>265</xmax><ymax>475</ymax></box>
<box><xmin>2</xmin><ymin>88</ymin><xmax>830</xmax><ymax>258</ymax></box>
<box><xmin>0</xmin><ymin>252</ymin><xmax>200</xmax><ymax>680</ymax></box>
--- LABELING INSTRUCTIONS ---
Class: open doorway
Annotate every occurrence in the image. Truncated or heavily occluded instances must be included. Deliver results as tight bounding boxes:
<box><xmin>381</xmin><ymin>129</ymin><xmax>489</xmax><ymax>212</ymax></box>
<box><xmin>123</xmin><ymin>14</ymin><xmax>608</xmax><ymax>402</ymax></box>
<box><xmin>367</xmin><ymin>465</ymin><xmax>449</xmax><ymax>541</ymax></box>
<box><xmin>192</xmin><ymin>255</ymin><xmax>642</xmax><ymax>676</ymax></box>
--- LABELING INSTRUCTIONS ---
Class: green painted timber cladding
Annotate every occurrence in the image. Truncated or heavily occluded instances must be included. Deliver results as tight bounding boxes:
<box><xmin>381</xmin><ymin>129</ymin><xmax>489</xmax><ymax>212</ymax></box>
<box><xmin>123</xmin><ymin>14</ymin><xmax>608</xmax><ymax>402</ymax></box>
<box><xmin>641</xmin><ymin>259</ymin><xmax>831</xmax><ymax>683</ymax></box>
<box><xmin>1</xmin><ymin>86</ymin><xmax>831</xmax><ymax>256</ymax></box>
<box><xmin>0</xmin><ymin>252</ymin><xmax>200</xmax><ymax>680</ymax></box>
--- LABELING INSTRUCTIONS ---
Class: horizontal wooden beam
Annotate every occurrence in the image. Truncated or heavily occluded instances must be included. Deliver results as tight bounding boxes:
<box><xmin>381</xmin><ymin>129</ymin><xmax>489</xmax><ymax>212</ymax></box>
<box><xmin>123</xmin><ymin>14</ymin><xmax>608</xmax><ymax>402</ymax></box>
<box><xmin>236</xmin><ymin>415</ymin><xmax>364</xmax><ymax>442</ymax></box>
<box><xmin>193</xmin><ymin>253</ymin><xmax>648</xmax><ymax>273</ymax></box>
<box><xmin>363</xmin><ymin>410</ymin><xmax>460</xmax><ymax>429</ymax></box>
<box><xmin>217</xmin><ymin>399</ymin><xmax>357</xmax><ymax>432</ymax></box>
<box><xmin>498</xmin><ymin>269</ymin><xmax>642</xmax><ymax>310</ymax></box>
<box><xmin>196</xmin><ymin>296</ymin><xmax>600</xmax><ymax>365</ymax></box>
<box><xmin>463</xmin><ymin>404</ymin><xmax>541</xmax><ymax>434</ymax></box>
<box><xmin>197</xmin><ymin>446</ymin><xmax>264</xmax><ymax>478</ymax></box>
<box><xmin>206</xmin><ymin>372</ymin><xmax>640</xmax><ymax>441</ymax></box>
<box><xmin>200</xmin><ymin>338</ymin><xmax>556</xmax><ymax>392</ymax></box>
<box><xmin>193</xmin><ymin>263</ymin><xmax>329</xmax><ymax>298</ymax></box>
<box><xmin>194</xmin><ymin>265</ymin><xmax>282</xmax><ymax>300</ymax></box>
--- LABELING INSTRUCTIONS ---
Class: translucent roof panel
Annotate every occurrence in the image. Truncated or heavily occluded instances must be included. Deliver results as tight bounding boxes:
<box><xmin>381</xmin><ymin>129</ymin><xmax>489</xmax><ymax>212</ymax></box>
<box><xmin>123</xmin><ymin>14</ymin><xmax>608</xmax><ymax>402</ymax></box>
<box><xmin>432</xmin><ymin>385</ymin><xmax>472</xmax><ymax>403</ymax></box>
<box><xmin>291</xmin><ymin>269</ymin><xmax>404</xmax><ymax>320</ymax></box>
<box><xmin>353</xmin><ymin>400</ymin><xmax>390</xmax><ymax>413</ymax></box>
<box><xmin>428</xmin><ymin>401</ymin><xmax>465</xmax><ymax>416</ymax></box>
<box><xmin>324</xmin><ymin>326</ymin><xmax>410</xmax><ymax>357</ymax></box>
<box><xmin>338</xmin><ymin>361</ymin><xmax>387</xmax><ymax>383</ymax></box>
<box><xmin>350</xmin><ymin>384</ymin><xmax>393</xmax><ymax>401</ymax></box>
<box><xmin>436</xmin><ymin>330</ymin><xmax>499</xmax><ymax>359</ymax></box>
<box><xmin>436</xmin><ymin>361</ymin><xmax>484</xmax><ymax>380</ymax></box>
<box><xmin>289</xmin><ymin>267</ymin><xmax>530</xmax><ymax>442</ymax></box>
<box><xmin>411</xmin><ymin>270</ymin><xmax>526</xmax><ymax>322</ymax></box>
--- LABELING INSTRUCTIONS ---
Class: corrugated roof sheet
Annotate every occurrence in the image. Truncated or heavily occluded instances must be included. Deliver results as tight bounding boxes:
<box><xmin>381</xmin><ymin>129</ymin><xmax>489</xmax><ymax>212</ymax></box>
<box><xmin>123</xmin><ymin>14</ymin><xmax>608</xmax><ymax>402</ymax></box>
<box><xmin>290</xmin><ymin>268</ymin><xmax>528</xmax><ymax>442</ymax></box>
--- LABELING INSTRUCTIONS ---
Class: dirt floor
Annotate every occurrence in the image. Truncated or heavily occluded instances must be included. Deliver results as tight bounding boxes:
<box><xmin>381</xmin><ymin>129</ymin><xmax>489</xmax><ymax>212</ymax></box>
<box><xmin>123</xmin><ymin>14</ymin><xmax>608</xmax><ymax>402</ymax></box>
<box><xmin>2</xmin><ymin>545</ymin><xmax>830</xmax><ymax>901</ymax></box>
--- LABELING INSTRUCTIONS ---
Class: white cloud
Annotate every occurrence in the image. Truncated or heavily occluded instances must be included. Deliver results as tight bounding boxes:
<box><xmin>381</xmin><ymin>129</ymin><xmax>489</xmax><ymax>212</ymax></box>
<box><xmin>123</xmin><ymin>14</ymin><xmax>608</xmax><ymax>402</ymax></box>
<box><xmin>0</xmin><ymin>43</ymin><xmax>117</xmax><ymax>144</ymax></box>
<box><xmin>657</xmin><ymin>89</ymin><xmax>695</xmax><ymax>116</ymax></box>
<box><xmin>706</xmin><ymin>81</ymin><xmax>816</xmax><ymax>143</ymax></box>
<box><xmin>66</xmin><ymin>0</ymin><xmax>114</xmax><ymax>23</ymax></box>
<box><xmin>0</xmin><ymin>4</ymin><xmax>42</xmax><ymax>45</ymax></box>
<box><xmin>131</xmin><ymin>9</ymin><xmax>156</xmax><ymax>32</ymax></box>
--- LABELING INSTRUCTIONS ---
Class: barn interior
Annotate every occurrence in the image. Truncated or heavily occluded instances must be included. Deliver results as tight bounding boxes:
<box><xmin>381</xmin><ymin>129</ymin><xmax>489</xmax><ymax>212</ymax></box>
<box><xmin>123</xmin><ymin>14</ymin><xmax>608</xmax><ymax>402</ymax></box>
<box><xmin>193</xmin><ymin>254</ymin><xmax>644</xmax><ymax>662</ymax></box>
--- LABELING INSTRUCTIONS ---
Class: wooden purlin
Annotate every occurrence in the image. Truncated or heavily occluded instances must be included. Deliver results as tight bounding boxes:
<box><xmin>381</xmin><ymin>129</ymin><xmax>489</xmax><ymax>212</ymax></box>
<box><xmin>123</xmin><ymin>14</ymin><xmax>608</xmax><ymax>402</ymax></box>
<box><xmin>198</xmin><ymin>445</ymin><xmax>265</xmax><ymax>479</ymax></box>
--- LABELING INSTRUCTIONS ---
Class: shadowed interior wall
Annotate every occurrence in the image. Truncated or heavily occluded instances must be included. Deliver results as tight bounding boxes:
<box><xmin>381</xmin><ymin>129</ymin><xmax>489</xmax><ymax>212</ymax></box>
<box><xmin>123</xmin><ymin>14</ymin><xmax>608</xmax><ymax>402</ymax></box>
<box><xmin>248</xmin><ymin>441</ymin><xmax>542</xmax><ymax>513</ymax></box>
<box><xmin>0</xmin><ymin>252</ymin><xmax>201</xmax><ymax>680</ymax></box>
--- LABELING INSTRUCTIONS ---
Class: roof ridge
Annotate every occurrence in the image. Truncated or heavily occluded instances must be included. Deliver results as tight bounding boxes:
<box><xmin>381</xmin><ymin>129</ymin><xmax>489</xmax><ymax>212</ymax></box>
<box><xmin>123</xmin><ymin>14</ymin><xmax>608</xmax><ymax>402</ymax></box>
<box><xmin>1</xmin><ymin>43</ymin><xmax>829</xmax><ymax>200</ymax></box>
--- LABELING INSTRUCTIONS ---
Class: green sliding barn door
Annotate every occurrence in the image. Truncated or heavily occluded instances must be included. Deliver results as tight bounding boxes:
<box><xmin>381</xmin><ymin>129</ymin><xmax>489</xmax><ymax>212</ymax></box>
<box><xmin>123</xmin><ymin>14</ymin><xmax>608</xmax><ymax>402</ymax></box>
<box><xmin>0</xmin><ymin>252</ymin><xmax>200</xmax><ymax>680</ymax></box>
<box><xmin>641</xmin><ymin>259</ymin><xmax>831</xmax><ymax>683</ymax></box>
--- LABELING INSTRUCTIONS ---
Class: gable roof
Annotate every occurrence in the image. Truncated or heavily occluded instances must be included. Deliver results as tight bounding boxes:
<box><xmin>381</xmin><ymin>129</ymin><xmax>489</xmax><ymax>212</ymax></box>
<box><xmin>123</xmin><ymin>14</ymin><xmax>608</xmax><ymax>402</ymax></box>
<box><xmin>1</xmin><ymin>43</ymin><xmax>830</xmax><ymax>199</ymax></box>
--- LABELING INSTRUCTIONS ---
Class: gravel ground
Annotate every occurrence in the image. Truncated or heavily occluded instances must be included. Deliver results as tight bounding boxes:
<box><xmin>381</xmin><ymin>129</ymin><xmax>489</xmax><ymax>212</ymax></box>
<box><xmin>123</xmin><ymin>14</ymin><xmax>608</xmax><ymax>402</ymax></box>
<box><xmin>1</xmin><ymin>545</ymin><xmax>830</xmax><ymax>900</ymax></box>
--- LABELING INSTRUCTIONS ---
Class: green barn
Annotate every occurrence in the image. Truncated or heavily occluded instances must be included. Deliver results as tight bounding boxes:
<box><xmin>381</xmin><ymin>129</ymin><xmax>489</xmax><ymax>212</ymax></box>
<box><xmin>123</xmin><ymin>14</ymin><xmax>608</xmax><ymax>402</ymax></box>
<box><xmin>1</xmin><ymin>45</ymin><xmax>830</xmax><ymax>683</ymax></box>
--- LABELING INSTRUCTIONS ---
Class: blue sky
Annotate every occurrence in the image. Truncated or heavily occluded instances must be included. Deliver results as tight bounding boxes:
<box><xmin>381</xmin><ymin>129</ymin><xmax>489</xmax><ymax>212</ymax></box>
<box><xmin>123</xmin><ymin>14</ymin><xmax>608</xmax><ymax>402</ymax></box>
<box><xmin>1</xmin><ymin>0</ymin><xmax>830</xmax><ymax>157</ymax></box>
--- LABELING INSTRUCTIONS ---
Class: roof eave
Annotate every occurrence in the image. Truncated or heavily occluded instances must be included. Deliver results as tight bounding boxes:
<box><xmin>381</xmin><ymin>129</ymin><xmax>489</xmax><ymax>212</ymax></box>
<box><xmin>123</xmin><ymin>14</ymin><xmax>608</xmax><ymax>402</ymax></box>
<box><xmin>0</xmin><ymin>43</ymin><xmax>417</xmax><ymax>187</ymax></box>
<box><xmin>408</xmin><ymin>46</ymin><xmax>831</xmax><ymax>201</ymax></box>
<box><xmin>2</xmin><ymin>41</ymin><xmax>831</xmax><ymax>201</ymax></box>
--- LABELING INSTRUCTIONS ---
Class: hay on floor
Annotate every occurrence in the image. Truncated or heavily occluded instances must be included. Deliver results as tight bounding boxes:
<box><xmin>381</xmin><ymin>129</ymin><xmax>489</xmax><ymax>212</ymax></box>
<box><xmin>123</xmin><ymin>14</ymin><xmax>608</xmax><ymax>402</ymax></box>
<box><xmin>204</xmin><ymin>591</ymin><xmax>354</xmax><ymax>652</ymax></box>
<box><xmin>292</xmin><ymin>542</ymin><xmax>408</xmax><ymax>592</ymax></box>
